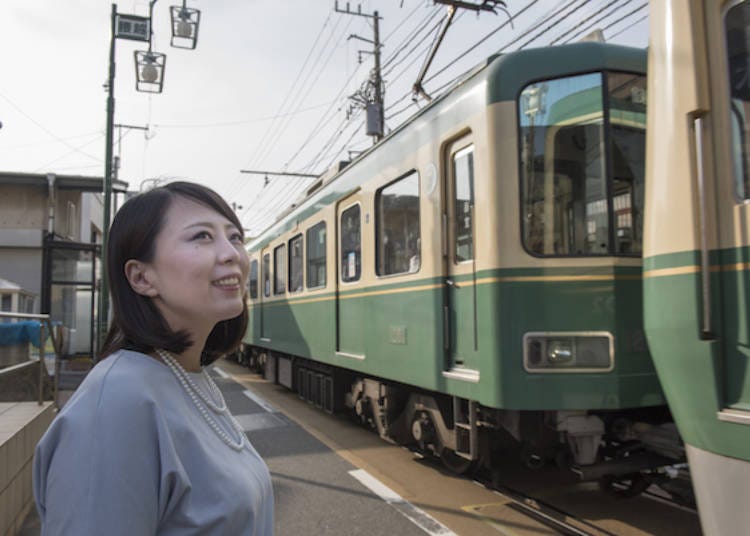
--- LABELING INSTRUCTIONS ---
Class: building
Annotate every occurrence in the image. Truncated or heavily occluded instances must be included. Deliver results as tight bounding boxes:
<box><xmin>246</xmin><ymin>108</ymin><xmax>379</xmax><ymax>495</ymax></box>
<box><xmin>0</xmin><ymin>172</ymin><xmax>128</xmax><ymax>358</ymax></box>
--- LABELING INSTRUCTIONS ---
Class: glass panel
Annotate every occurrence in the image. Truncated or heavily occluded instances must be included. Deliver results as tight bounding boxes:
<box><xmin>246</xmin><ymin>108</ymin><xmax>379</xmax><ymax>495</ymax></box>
<box><xmin>288</xmin><ymin>234</ymin><xmax>303</xmax><ymax>293</ymax></box>
<box><xmin>340</xmin><ymin>204</ymin><xmax>361</xmax><ymax>283</ymax></box>
<box><xmin>608</xmin><ymin>72</ymin><xmax>646</xmax><ymax>254</ymax></box>
<box><xmin>726</xmin><ymin>0</ymin><xmax>750</xmax><ymax>198</ymax></box>
<box><xmin>1</xmin><ymin>295</ymin><xmax>11</xmax><ymax>323</ymax></box>
<box><xmin>520</xmin><ymin>73</ymin><xmax>608</xmax><ymax>255</ymax></box>
<box><xmin>263</xmin><ymin>254</ymin><xmax>271</xmax><ymax>297</ymax></box>
<box><xmin>306</xmin><ymin>222</ymin><xmax>326</xmax><ymax>289</ymax></box>
<box><xmin>248</xmin><ymin>260</ymin><xmax>258</xmax><ymax>300</ymax></box>
<box><xmin>50</xmin><ymin>285</ymin><xmax>92</xmax><ymax>354</ymax></box>
<box><xmin>274</xmin><ymin>244</ymin><xmax>286</xmax><ymax>295</ymax></box>
<box><xmin>453</xmin><ymin>147</ymin><xmax>475</xmax><ymax>262</ymax></box>
<box><xmin>51</xmin><ymin>249</ymin><xmax>95</xmax><ymax>284</ymax></box>
<box><xmin>376</xmin><ymin>171</ymin><xmax>421</xmax><ymax>275</ymax></box>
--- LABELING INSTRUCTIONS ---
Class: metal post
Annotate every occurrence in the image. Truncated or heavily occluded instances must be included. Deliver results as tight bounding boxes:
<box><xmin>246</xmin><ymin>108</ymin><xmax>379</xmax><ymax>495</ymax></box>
<box><xmin>373</xmin><ymin>10</ymin><xmax>383</xmax><ymax>142</ymax></box>
<box><xmin>38</xmin><ymin>322</ymin><xmax>44</xmax><ymax>405</ymax></box>
<box><xmin>100</xmin><ymin>3</ymin><xmax>117</xmax><ymax>352</ymax></box>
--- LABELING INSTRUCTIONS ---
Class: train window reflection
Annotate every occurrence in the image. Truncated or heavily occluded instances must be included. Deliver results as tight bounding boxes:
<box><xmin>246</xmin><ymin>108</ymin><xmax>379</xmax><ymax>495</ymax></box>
<box><xmin>376</xmin><ymin>171</ymin><xmax>420</xmax><ymax>276</ymax></box>
<box><xmin>262</xmin><ymin>253</ymin><xmax>270</xmax><ymax>298</ymax></box>
<box><xmin>273</xmin><ymin>244</ymin><xmax>286</xmax><ymax>295</ymax></box>
<box><xmin>249</xmin><ymin>259</ymin><xmax>258</xmax><ymax>300</ymax></box>
<box><xmin>340</xmin><ymin>204</ymin><xmax>361</xmax><ymax>283</ymax></box>
<box><xmin>519</xmin><ymin>71</ymin><xmax>645</xmax><ymax>256</ymax></box>
<box><xmin>453</xmin><ymin>146</ymin><xmax>475</xmax><ymax>262</ymax></box>
<box><xmin>306</xmin><ymin>222</ymin><xmax>326</xmax><ymax>289</ymax></box>
<box><xmin>725</xmin><ymin>0</ymin><xmax>750</xmax><ymax>199</ymax></box>
<box><xmin>288</xmin><ymin>234</ymin><xmax>303</xmax><ymax>293</ymax></box>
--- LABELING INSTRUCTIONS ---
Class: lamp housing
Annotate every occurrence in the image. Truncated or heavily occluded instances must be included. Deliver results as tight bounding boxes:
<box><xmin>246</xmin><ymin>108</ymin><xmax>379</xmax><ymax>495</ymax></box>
<box><xmin>134</xmin><ymin>50</ymin><xmax>167</xmax><ymax>93</ymax></box>
<box><xmin>170</xmin><ymin>5</ymin><xmax>201</xmax><ymax>49</ymax></box>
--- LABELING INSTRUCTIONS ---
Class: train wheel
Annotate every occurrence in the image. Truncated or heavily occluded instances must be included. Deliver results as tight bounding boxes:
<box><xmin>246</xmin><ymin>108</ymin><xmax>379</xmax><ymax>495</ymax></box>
<box><xmin>440</xmin><ymin>449</ymin><xmax>474</xmax><ymax>475</ymax></box>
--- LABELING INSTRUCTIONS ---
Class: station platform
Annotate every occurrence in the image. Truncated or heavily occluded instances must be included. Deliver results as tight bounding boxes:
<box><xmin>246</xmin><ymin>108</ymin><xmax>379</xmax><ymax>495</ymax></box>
<box><xmin>0</xmin><ymin>401</ymin><xmax>54</xmax><ymax>536</ymax></box>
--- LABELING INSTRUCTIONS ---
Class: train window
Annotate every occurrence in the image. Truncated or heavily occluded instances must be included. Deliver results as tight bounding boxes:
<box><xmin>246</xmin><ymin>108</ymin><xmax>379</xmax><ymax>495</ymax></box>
<box><xmin>248</xmin><ymin>259</ymin><xmax>258</xmax><ymax>300</ymax></box>
<box><xmin>453</xmin><ymin>146</ymin><xmax>475</xmax><ymax>262</ymax></box>
<box><xmin>608</xmin><ymin>72</ymin><xmax>646</xmax><ymax>254</ymax></box>
<box><xmin>376</xmin><ymin>171</ymin><xmax>420</xmax><ymax>275</ymax></box>
<box><xmin>725</xmin><ymin>0</ymin><xmax>750</xmax><ymax>199</ymax></box>
<box><xmin>306</xmin><ymin>221</ymin><xmax>326</xmax><ymax>289</ymax></box>
<box><xmin>518</xmin><ymin>71</ymin><xmax>645</xmax><ymax>257</ymax></box>
<box><xmin>288</xmin><ymin>234</ymin><xmax>303</xmax><ymax>293</ymax></box>
<box><xmin>262</xmin><ymin>253</ymin><xmax>271</xmax><ymax>297</ymax></box>
<box><xmin>340</xmin><ymin>204</ymin><xmax>361</xmax><ymax>283</ymax></box>
<box><xmin>274</xmin><ymin>244</ymin><xmax>286</xmax><ymax>295</ymax></box>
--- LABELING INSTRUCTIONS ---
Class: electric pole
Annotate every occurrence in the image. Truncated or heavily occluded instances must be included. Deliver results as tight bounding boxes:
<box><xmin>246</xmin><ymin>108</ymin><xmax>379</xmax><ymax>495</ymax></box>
<box><xmin>335</xmin><ymin>1</ymin><xmax>384</xmax><ymax>142</ymax></box>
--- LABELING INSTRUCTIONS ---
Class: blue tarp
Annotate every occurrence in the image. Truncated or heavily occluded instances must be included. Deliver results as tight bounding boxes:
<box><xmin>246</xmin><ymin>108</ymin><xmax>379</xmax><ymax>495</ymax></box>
<box><xmin>0</xmin><ymin>321</ymin><xmax>48</xmax><ymax>349</ymax></box>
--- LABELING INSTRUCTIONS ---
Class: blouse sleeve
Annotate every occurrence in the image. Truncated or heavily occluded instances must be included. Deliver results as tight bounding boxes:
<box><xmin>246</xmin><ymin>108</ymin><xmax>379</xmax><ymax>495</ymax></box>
<box><xmin>33</xmin><ymin>365</ymin><xmax>167</xmax><ymax>536</ymax></box>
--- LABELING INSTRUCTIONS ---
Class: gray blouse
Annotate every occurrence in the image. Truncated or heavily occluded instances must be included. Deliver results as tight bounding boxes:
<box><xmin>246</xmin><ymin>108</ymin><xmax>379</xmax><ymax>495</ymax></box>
<box><xmin>33</xmin><ymin>349</ymin><xmax>274</xmax><ymax>535</ymax></box>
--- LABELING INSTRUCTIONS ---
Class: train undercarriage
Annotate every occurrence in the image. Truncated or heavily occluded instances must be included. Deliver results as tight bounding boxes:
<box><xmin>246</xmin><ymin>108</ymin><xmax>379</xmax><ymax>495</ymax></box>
<box><xmin>237</xmin><ymin>346</ymin><xmax>694</xmax><ymax>504</ymax></box>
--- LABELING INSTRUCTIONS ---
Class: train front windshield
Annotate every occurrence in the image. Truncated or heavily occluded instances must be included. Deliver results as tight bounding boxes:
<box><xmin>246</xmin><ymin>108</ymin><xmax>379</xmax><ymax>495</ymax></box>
<box><xmin>519</xmin><ymin>72</ymin><xmax>646</xmax><ymax>257</ymax></box>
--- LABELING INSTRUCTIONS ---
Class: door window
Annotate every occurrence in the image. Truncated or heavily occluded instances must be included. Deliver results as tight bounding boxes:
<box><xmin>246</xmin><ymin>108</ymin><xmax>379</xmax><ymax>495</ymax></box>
<box><xmin>725</xmin><ymin>0</ymin><xmax>750</xmax><ymax>198</ymax></box>
<box><xmin>340</xmin><ymin>204</ymin><xmax>361</xmax><ymax>283</ymax></box>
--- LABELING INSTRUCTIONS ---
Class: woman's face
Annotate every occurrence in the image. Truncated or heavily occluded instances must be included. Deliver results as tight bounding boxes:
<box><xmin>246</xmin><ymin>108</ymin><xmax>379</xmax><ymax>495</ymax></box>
<box><xmin>143</xmin><ymin>196</ymin><xmax>249</xmax><ymax>335</ymax></box>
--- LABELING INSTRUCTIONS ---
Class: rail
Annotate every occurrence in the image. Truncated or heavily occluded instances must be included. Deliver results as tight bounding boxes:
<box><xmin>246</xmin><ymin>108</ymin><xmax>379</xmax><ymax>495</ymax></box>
<box><xmin>0</xmin><ymin>311</ymin><xmax>61</xmax><ymax>406</ymax></box>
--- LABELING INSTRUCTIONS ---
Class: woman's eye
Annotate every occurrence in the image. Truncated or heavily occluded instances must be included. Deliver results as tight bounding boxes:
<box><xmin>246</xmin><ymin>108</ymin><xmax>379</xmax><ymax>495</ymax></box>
<box><xmin>192</xmin><ymin>231</ymin><xmax>212</xmax><ymax>240</ymax></box>
<box><xmin>230</xmin><ymin>232</ymin><xmax>243</xmax><ymax>243</ymax></box>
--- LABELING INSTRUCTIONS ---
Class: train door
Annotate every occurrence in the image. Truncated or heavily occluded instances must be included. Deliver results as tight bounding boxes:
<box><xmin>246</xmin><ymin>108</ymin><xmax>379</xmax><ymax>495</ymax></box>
<box><xmin>716</xmin><ymin>0</ymin><xmax>750</xmax><ymax>418</ymax></box>
<box><xmin>260</xmin><ymin>248</ymin><xmax>271</xmax><ymax>342</ymax></box>
<box><xmin>336</xmin><ymin>192</ymin><xmax>366</xmax><ymax>359</ymax></box>
<box><xmin>443</xmin><ymin>140</ymin><xmax>479</xmax><ymax>374</ymax></box>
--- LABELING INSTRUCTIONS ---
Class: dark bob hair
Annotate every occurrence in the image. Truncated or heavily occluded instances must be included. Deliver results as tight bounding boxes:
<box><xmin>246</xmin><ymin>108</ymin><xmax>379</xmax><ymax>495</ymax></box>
<box><xmin>99</xmin><ymin>181</ymin><xmax>248</xmax><ymax>365</ymax></box>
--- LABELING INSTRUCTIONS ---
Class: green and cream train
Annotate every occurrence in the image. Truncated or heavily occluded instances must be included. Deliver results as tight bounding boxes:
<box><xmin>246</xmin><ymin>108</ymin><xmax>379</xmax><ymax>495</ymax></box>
<box><xmin>645</xmin><ymin>0</ymin><xmax>750</xmax><ymax>533</ymax></box>
<box><xmin>243</xmin><ymin>41</ymin><xmax>684</xmax><ymax>483</ymax></box>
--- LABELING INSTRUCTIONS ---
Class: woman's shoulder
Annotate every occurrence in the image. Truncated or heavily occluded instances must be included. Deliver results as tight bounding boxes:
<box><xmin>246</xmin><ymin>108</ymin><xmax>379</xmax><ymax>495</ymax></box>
<box><xmin>63</xmin><ymin>350</ymin><xmax>171</xmax><ymax>412</ymax></box>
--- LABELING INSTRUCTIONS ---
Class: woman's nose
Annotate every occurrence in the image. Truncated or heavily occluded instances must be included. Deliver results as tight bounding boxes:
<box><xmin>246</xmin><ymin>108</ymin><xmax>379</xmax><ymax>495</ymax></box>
<box><xmin>217</xmin><ymin>237</ymin><xmax>241</xmax><ymax>263</ymax></box>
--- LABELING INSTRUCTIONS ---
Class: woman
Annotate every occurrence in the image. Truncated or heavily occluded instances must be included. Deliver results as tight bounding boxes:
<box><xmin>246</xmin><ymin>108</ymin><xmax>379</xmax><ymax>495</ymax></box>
<box><xmin>33</xmin><ymin>181</ymin><xmax>274</xmax><ymax>535</ymax></box>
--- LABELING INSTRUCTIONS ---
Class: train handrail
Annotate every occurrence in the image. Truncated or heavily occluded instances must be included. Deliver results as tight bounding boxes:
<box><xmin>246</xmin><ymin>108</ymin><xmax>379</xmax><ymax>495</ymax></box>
<box><xmin>693</xmin><ymin>114</ymin><xmax>715</xmax><ymax>339</ymax></box>
<box><xmin>0</xmin><ymin>311</ymin><xmax>61</xmax><ymax>406</ymax></box>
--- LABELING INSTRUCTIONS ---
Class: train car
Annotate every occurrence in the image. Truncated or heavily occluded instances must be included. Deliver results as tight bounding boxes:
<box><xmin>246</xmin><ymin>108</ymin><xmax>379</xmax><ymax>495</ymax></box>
<box><xmin>645</xmin><ymin>0</ymin><xmax>750</xmax><ymax>532</ymax></box>
<box><xmin>243</xmin><ymin>41</ymin><xmax>683</xmax><ymax>487</ymax></box>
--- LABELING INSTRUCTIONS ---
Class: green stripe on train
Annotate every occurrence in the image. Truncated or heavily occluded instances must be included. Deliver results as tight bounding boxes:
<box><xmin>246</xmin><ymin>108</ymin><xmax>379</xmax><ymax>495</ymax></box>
<box><xmin>247</xmin><ymin>265</ymin><xmax>663</xmax><ymax>412</ymax></box>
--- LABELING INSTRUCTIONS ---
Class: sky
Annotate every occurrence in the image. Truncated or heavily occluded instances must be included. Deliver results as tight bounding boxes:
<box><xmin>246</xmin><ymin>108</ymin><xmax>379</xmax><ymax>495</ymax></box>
<box><xmin>0</xmin><ymin>0</ymin><xmax>648</xmax><ymax>235</ymax></box>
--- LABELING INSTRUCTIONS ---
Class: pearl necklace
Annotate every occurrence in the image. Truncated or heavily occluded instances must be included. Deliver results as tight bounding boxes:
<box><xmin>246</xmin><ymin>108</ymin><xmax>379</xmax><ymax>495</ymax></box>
<box><xmin>157</xmin><ymin>349</ymin><xmax>247</xmax><ymax>451</ymax></box>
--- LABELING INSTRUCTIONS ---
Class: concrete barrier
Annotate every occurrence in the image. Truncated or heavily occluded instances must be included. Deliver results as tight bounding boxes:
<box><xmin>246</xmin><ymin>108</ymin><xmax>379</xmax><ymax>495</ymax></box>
<box><xmin>0</xmin><ymin>402</ymin><xmax>54</xmax><ymax>536</ymax></box>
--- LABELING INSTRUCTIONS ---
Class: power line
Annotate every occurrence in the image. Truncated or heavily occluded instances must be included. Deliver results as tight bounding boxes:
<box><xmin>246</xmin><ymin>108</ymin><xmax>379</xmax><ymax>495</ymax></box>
<box><xmin>550</xmin><ymin>0</ymin><xmax>623</xmax><ymax>45</ymax></box>
<box><xmin>607</xmin><ymin>13</ymin><xmax>647</xmax><ymax>40</ymax></box>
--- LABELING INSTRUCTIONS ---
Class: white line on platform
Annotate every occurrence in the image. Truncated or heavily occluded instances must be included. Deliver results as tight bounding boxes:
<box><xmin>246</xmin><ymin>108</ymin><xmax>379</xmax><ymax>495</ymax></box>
<box><xmin>242</xmin><ymin>389</ymin><xmax>277</xmax><ymax>413</ymax></box>
<box><xmin>212</xmin><ymin>366</ymin><xmax>229</xmax><ymax>379</ymax></box>
<box><xmin>348</xmin><ymin>469</ymin><xmax>457</xmax><ymax>536</ymax></box>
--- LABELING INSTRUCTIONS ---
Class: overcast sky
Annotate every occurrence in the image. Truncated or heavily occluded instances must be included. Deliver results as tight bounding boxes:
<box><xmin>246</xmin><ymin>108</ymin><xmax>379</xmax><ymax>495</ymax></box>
<box><xmin>0</xmin><ymin>0</ymin><xmax>648</xmax><ymax>234</ymax></box>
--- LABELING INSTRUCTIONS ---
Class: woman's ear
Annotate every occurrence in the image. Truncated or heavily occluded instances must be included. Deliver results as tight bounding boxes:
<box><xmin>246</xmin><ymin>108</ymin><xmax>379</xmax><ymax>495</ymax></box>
<box><xmin>124</xmin><ymin>260</ymin><xmax>158</xmax><ymax>297</ymax></box>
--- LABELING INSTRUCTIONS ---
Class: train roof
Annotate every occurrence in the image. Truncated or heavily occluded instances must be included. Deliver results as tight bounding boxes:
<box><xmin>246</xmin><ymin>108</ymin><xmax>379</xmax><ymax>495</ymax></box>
<box><xmin>247</xmin><ymin>42</ymin><xmax>646</xmax><ymax>251</ymax></box>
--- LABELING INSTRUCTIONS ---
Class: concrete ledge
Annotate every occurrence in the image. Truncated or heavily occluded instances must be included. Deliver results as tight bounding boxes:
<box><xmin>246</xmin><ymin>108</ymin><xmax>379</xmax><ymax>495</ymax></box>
<box><xmin>0</xmin><ymin>402</ymin><xmax>54</xmax><ymax>536</ymax></box>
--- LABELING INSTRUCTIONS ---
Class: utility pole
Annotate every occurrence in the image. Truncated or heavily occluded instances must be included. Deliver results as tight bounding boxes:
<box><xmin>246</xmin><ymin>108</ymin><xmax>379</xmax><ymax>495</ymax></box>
<box><xmin>335</xmin><ymin>1</ymin><xmax>384</xmax><ymax>142</ymax></box>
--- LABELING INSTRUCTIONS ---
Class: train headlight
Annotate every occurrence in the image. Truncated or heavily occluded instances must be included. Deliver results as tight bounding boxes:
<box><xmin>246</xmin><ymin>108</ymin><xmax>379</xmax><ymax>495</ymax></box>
<box><xmin>523</xmin><ymin>332</ymin><xmax>614</xmax><ymax>373</ymax></box>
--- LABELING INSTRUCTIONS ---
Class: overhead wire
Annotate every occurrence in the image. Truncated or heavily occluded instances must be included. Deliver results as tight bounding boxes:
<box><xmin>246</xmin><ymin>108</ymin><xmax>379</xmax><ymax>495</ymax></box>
<box><xmin>252</xmin><ymin>14</ymin><xmax>356</xmax><ymax>171</ymax></box>
<box><xmin>0</xmin><ymin>90</ymin><xmax>103</xmax><ymax>163</ymax></box>
<box><xmin>559</xmin><ymin>0</ymin><xmax>637</xmax><ymax>44</ymax></box>
<box><xmin>243</xmin><ymin>0</ymin><xmax>649</xmax><ymax>232</ymax></box>
<box><xmin>549</xmin><ymin>0</ymin><xmax>624</xmax><ymax>44</ymax></box>
<box><xmin>607</xmin><ymin>13</ymin><xmax>648</xmax><ymax>40</ymax></box>
<box><xmin>242</xmin><ymin>12</ymin><xmax>335</xmax><ymax>171</ymax></box>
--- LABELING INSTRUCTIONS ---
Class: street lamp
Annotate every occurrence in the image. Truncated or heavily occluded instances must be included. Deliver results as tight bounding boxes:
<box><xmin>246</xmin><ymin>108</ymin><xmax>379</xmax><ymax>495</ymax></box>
<box><xmin>98</xmin><ymin>1</ymin><xmax>200</xmax><ymax>352</ymax></box>
<box><xmin>170</xmin><ymin>1</ymin><xmax>201</xmax><ymax>49</ymax></box>
<box><xmin>134</xmin><ymin>50</ymin><xmax>167</xmax><ymax>93</ymax></box>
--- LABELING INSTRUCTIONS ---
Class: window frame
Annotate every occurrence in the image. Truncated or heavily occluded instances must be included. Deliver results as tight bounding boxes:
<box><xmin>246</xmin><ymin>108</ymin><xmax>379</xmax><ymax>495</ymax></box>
<box><xmin>273</xmin><ymin>243</ymin><xmax>286</xmax><ymax>295</ymax></box>
<box><xmin>306</xmin><ymin>221</ymin><xmax>327</xmax><ymax>290</ymax></box>
<box><xmin>339</xmin><ymin>202</ymin><xmax>362</xmax><ymax>284</ymax></box>
<box><xmin>516</xmin><ymin>69</ymin><xmax>647</xmax><ymax>259</ymax></box>
<box><xmin>248</xmin><ymin>258</ymin><xmax>259</xmax><ymax>300</ymax></box>
<box><xmin>288</xmin><ymin>233</ymin><xmax>304</xmax><ymax>294</ymax></box>
<box><xmin>262</xmin><ymin>253</ymin><xmax>271</xmax><ymax>298</ymax></box>
<box><xmin>375</xmin><ymin>170</ymin><xmax>421</xmax><ymax>278</ymax></box>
